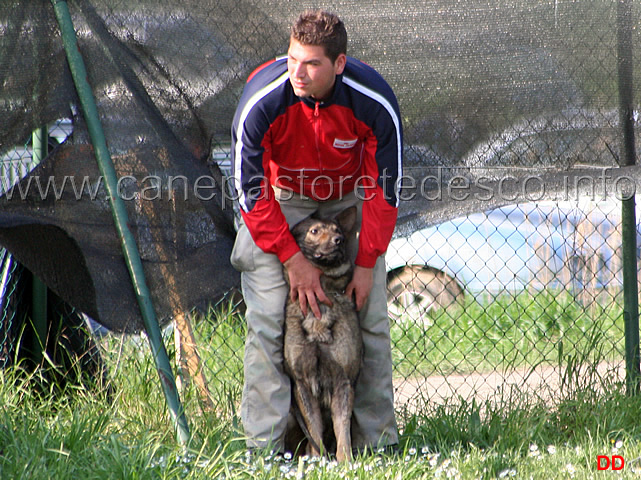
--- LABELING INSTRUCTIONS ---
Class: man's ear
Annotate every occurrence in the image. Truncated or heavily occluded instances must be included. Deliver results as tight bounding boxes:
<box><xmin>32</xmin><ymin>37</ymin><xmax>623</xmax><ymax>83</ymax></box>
<box><xmin>334</xmin><ymin>53</ymin><xmax>347</xmax><ymax>75</ymax></box>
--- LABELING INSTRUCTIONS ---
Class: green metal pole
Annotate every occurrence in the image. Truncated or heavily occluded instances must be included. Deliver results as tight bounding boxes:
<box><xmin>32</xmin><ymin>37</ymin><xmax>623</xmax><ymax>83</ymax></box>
<box><xmin>617</xmin><ymin>0</ymin><xmax>640</xmax><ymax>395</ymax></box>
<box><xmin>50</xmin><ymin>0</ymin><xmax>190</xmax><ymax>443</ymax></box>
<box><xmin>31</xmin><ymin>127</ymin><xmax>49</xmax><ymax>363</ymax></box>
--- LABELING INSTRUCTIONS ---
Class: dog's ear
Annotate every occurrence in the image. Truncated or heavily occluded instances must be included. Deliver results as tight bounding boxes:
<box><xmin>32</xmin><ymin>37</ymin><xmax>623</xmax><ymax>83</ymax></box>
<box><xmin>335</xmin><ymin>206</ymin><xmax>357</xmax><ymax>234</ymax></box>
<box><xmin>290</xmin><ymin>216</ymin><xmax>311</xmax><ymax>237</ymax></box>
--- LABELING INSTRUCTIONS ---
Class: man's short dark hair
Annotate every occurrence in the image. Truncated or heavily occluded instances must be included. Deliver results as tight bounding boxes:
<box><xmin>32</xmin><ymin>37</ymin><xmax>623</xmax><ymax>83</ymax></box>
<box><xmin>290</xmin><ymin>10</ymin><xmax>347</xmax><ymax>64</ymax></box>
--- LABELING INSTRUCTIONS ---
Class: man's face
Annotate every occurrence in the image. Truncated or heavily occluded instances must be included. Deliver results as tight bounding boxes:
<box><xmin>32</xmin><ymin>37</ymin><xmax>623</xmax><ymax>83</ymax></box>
<box><xmin>287</xmin><ymin>38</ymin><xmax>346</xmax><ymax>101</ymax></box>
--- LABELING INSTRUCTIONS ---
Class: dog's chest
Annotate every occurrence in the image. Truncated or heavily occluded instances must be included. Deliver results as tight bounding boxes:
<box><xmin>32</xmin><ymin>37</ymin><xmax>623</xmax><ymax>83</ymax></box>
<box><xmin>320</xmin><ymin>262</ymin><xmax>352</xmax><ymax>293</ymax></box>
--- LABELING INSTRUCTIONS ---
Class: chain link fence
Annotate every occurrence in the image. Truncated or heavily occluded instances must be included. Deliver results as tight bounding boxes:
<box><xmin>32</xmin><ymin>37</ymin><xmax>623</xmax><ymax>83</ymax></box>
<box><xmin>386</xmin><ymin>199</ymin><xmax>628</xmax><ymax>409</ymax></box>
<box><xmin>0</xmin><ymin>249</ymin><xmax>22</xmax><ymax>369</ymax></box>
<box><xmin>186</xmin><ymin>198</ymin><xmax>631</xmax><ymax>415</ymax></box>
<box><xmin>0</xmin><ymin>131</ymin><xmax>44</xmax><ymax>370</ymax></box>
<box><xmin>1</xmin><ymin>0</ymin><xmax>640</xmax><ymax>417</ymax></box>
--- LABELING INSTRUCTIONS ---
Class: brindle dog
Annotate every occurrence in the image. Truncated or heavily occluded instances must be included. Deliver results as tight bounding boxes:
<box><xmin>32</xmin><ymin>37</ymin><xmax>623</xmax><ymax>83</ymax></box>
<box><xmin>283</xmin><ymin>206</ymin><xmax>363</xmax><ymax>462</ymax></box>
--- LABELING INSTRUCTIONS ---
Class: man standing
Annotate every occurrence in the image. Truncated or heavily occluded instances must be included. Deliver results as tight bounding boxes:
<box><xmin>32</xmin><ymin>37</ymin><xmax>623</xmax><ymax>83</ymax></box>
<box><xmin>230</xmin><ymin>9</ymin><xmax>402</xmax><ymax>454</ymax></box>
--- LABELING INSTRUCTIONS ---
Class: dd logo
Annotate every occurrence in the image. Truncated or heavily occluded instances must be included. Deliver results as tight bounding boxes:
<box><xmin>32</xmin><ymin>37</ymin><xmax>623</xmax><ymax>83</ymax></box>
<box><xmin>597</xmin><ymin>455</ymin><xmax>625</xmax><ymax>471</ymax></box>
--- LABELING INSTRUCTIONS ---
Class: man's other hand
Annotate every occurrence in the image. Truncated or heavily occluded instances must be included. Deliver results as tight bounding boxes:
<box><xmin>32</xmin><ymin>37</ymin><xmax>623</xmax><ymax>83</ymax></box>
<box><xmin>346</xmin><ymin>265</ymin><xmax>373</xmax><ymax>311</ymax></box>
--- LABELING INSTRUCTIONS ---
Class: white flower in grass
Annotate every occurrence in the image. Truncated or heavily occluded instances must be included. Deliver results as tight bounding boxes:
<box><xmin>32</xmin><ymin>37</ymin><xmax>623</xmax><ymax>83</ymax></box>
<box><xmin>428</xmin><ymin>453</ymin><xmax>440</xmax><ymax>468</ymax></box>
<box><xmin>498</xmin><ymin>468</ymin><xmax>517</xmax><ymax>478</ymax></box>
<box><xmin>433</xmin><ymin>458</ymin><xmax>455</xmax><ymax>479</ymax></box>
<box><xmin>285</xmin><ymin>470</ymin><xmax>299</xmax><ymax>480</ymax></box>
<box><xmin>528</xmin><ymin>444</ymin><xmax>542</xmax><ymax>459</ymax></box>
<box><xmin>565</xmin><ymin>463</ymin><xmax>576</xmax><ymax>477</ymax></box>
<box><xmin>546</xmin><ymin>445</ymin><xmax>556</xmax><ymax>455</ymax></box>
<box><xmin>446</xmin><ymin>467</ymin><xmax>461</xmax><ymax>479</ymax></box>
<box><xmin>408</xmin><ymin>447</ymin><xmax>417</xmax><ymax>456</ymax></box>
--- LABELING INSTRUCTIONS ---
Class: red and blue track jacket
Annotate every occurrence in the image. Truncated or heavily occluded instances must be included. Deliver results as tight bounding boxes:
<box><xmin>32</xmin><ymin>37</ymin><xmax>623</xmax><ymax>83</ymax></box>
<box><xmin>231</xmin><ymin>55</ymin><xmax>403</xmax><ymax>268</ymax></box>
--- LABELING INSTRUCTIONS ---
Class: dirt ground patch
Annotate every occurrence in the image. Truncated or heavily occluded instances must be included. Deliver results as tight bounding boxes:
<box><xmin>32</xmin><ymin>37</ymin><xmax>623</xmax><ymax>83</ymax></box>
<box><xmin>394</xmin><ymin>361</ymin><xmax>626</xmax><ymax>412</ymax></box>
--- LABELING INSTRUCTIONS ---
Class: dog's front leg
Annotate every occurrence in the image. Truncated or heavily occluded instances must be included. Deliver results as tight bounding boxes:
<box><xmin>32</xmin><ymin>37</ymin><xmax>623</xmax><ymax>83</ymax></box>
<box><xmin>293</xmin><ymin>382</ymin><xmax>325</xmax><ymax>457</ymax></box>
<box><xmin>331</xmin><ymin>379</ymin><xmax>355</xmax><ymax>462</ymax></box>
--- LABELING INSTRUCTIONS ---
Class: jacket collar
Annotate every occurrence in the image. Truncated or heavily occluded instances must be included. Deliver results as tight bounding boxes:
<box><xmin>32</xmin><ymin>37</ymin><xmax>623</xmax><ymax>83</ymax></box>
<box><xmin>297</xmin><ymin>73</ymin><xmax>344</xmax><ymax>108</ymax></box>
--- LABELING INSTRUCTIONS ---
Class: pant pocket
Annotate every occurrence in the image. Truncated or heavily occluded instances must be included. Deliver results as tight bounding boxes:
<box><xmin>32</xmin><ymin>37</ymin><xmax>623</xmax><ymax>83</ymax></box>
<box><xmin>230</xmin><ymin>224</ymin><xmax>256</xmax><ymax>272</ymax></box>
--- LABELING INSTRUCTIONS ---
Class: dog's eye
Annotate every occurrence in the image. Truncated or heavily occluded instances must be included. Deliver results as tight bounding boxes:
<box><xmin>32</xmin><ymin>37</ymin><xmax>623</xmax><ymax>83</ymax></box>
<box><xmin>310</xmin><ymin>228</ymin><xmax>318</xmax><ymax>235</ymax></box>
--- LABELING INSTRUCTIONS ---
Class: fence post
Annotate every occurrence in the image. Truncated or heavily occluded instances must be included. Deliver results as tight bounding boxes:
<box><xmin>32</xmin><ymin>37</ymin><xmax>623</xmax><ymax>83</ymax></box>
<box><xmin>31</xmin><ymin>127</ymin><xmax>49</xmax><ymax>363</ymax></box>
<box><xmin>617</xmin><ymin>0</ymin><xmax>640</xmax><ymax>395</ymax></box>
<box><xmin>50</xmin><ymin>0</ymin><xmax>191</xmax><ymax>443</ymax></box>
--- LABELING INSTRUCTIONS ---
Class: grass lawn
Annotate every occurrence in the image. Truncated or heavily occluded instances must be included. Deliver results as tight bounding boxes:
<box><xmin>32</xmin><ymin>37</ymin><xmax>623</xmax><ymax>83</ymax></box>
<box><xmin>392</xmin><ymin>289</ymin><xmax>625</xmax><ymax>377</ymax></box>
<box><xmin>1</xmin><ymin>293</ymin><xmax>640</xmax><ymax>479</ymax></box>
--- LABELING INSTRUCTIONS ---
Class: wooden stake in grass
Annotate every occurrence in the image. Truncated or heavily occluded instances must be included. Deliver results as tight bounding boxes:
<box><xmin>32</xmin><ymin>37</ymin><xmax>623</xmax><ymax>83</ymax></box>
<box><xmin>174</xmin><ymin>313</ymin><xmax>215</xmax><ymax>413</ymax></box>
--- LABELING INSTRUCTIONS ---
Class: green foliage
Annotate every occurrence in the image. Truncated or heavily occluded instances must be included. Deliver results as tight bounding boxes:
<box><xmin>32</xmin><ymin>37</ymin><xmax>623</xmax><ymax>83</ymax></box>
<box><xmin>0</xmin><ymin>298</ymin><xmax>638</xmax><ymax>479</ymax></box>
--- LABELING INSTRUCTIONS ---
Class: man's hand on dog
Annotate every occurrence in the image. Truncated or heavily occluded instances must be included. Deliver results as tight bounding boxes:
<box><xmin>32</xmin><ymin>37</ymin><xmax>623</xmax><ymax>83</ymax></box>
<box><xmin>346</xmin><ymin>265</ymin><xmax>373</xmax><ymax>311</ymax></box>
<box><xmin>284</xmin><ymin>251</ymin><xmax>332</xmax><ymax>319</ymax></box>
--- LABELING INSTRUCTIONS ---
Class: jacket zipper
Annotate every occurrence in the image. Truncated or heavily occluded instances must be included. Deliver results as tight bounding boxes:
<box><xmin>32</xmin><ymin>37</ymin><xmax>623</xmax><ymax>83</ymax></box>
<box><xmin>314</xmin><ymin>101</ymin><xmax>322</xmax><ymax>174</ymax></box>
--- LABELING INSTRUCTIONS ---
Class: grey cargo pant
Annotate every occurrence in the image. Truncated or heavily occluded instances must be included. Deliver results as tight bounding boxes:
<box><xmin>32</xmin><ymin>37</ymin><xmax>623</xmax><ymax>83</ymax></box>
<box><xmin>230</xmin><ymin>189</ymin><xmax>398</xmax><ymax>451</ymax></box>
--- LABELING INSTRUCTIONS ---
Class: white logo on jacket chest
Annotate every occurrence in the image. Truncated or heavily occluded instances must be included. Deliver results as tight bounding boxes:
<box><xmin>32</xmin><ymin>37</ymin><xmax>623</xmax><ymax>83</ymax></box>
<box><xmin>333</xmin><ymin>138</ymin><xmax>358</xmax><ymax>149</ymax></box>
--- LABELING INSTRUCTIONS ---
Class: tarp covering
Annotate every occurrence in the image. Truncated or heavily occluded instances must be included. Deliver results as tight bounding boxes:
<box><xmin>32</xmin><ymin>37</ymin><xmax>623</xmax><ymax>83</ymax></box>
<box><xmin>0</xmin><ymin>0</ymin><xmax>639</xmax><ymax>331</ymax></box>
